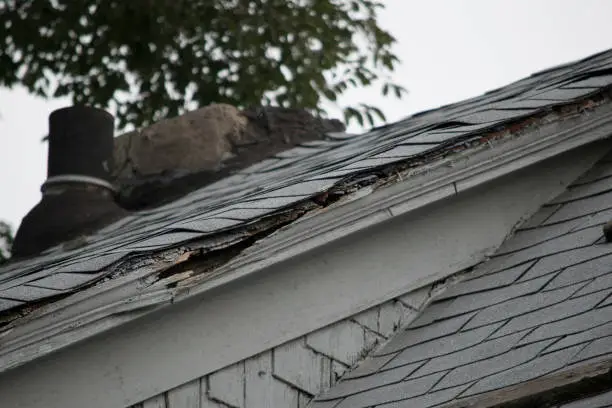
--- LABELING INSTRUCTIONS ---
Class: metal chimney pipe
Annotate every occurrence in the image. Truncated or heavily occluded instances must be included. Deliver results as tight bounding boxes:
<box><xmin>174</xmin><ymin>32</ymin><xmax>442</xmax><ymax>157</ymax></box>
<box><xmin>12</xmin><ymin>106</ymin><xmax>127</xmax><ymax>258</ymax></box>
<box><xmin>45</xmin><ymin>105</ymin><xmax>116</xmax><ymax>191</ymax></box>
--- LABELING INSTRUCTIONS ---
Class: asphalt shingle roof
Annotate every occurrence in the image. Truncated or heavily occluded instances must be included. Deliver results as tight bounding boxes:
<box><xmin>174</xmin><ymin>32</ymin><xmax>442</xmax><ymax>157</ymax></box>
<box><xmin>2</xmin><ymin>49</ymin><xmax>612</xmax><ymax>328</ymax></box>
<box><xmin>312</xmin><ymin>153</ymin><xmax>612</xmax><ymax>408</ymax></box>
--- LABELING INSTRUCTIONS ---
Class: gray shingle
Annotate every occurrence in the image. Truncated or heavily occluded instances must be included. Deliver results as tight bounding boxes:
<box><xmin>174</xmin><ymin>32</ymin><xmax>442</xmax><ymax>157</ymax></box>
<box><xmin>435</xmin><ymin>262</ymin><xmax>535</xmax><ymax>301</ymax></box>
<box><xmin>0</xmin><ymin>285</ymin><xmax>63</xmax><ymax>302</ymax></box>
<box><xmin>491</xmin><ymin>288</ymin><xmax>612</xmax><ymax>338</ymax></box>
<box><xmin>408</xmin><ymin>299</ymin><xmax>454</xmax><ymax>328</ymax></box>
<box><xmin>171</xmin><ymin>217</ymin><xmax>244</xmax><ymax>233</ymax></box>
<box><xmin>377</xmin><ymin>312</ymin><xmax>478</xmax><ymax>355</ymax></box>
<box><xmin>409</xmin><ymin>330</ymin><xmax>527</xmax><ymax>378</ymax></box>
<box><xmin>463</xmin><ymin>283</ymin><xmax>577</xmax><ymax>330</ymax></box>
<box><xmin>371</xmin><ymin>144</ymin><xmax>437</xmax><ymax>159</ymax></box>
<box><xmin>28</xmin><ymin>272</ymin><xmax>107</xmax><ymax>291</ymax></box>
<box><xmin>317</xmin><ymin>361</ymin><xmax>423</xmax><ymax>400</ymax></box>
<box><xmin>374</xmin><ymin>384</ymin><xmax>469</xmax><ymax>408</ymax></box>
<box><xmin>0</xmin><ymin>298</ymin><xmax>23</xmax><ymax>313</ymax></box>
<box><xmin>208</xmin><ymin>207</ymin><xmax>280</xmax><ymax>221</ymax></box>
<box><xmin>339</xmin><ymin>156</ymin><xmax>409</xmax><ymax>171</ymax></box>
<box><xmin>519</xmin><ymin>245</ymin><xmax>612</xmax><ymax>282</ymax></box>
<box><xmin>570</xmin><ymin>207</ymin><xmax>612</xmax><ymax>231</ymax></box>
<box><xmin>275</xmin><ymin>146</ymin><xmax>328</xmax><ymax>159</ymax></box>
<box><xmin>545</xmin><ymin>254</ymin><xmax>612</xmax><ymax>291</ymax></box>
<box><xmin>309</xmin><ymin>399</ymin><xmax>342</xmax><ymax>408</ymax></box>
<box><xmin>519</xmin><ymin>304</ymin><xmax>612</xmax><ymax>347</ymax></box>
<box><xmin>495</xmin><ymin>98</ymin><xmax>569</xmax><ymax>110</ymax></box>
<box><xmin>124</xmin><ymin>231</ymin><xmax>205</xmax><ymax>250</ymax></box>
<box><xmin>382</xmin><ymin>324</ymin><xmax>502</xmax><ymax>369</ymax></box>
<box><xmin>529</xmin><ymin>87</ymin><xmax>599</xmax><ymax>101</ymax></box>
<box><xmin>432</xmin><ymin>338</ymin><xmax>555</xmax><ymax>390</ymax></box>
<box><xmin>599</xmin><ymin>293</ymin><xmax>612</xmax><ymax>308</ymax></box>
<box><xmin>545</xmin><ymin>318</ymin><xmax>612</xmax><ymax>354</ymax></box>
<box><xmin>545</xmin><ymin>191</ymin><xmax>612</xmax><ymax>225</ymax></box>
<box><xmin>342</xmin><ymin>354</ymin><xmax>399</xmax><ymax>380</ymax></box>
<box><xmin>462</xmin><ymin>345</ymin><xmax>583</xmax><ymax>397</ymax></box>
<box><xmin>572</xmin><ymin>162</ymin><xmax>612</xmax><ymax>186</ymax></box>
<box><xmin>569</xmin><ymin>336</ymin><xmax>612</xmax><ymax>364</ymax></box>
<box><xmin>231</xmin><ymin>195</ymin><xmax>310</xmax><ymax>209</ymax></box>
<box><xmin>564</xmin><ymin>74</ymin><xmax>612</xmax><ymax>89</ymax></box>
<box><xmin>256</xmin><ymin>179</ymin><xmax>338</xmax><ymax>198</ymax></box>
<box><xmin>484</xmin><ymin>226</ymin><xmax>604</xmax><ymax>274</ymax></box>
<box><xmin>238</xmin><ymin>157</ymin><xmax>285</xmax><ymax>174</ymax></box>
<box><xmin>333</xmin><ymin>372</ymin><xmax>445</xmax><ymax>408</ymax></box>
<box><xmin>550</xmin><ymin>176</ymin><xmax>612</xmax><ymax>205</ymax></box>
<box><xmin>442</xmin><ymin>275</ymin><xmax>552</xmax><ymax>321</ymax></box>
<box><xmin>49</xmin><ymin>252</ymin><xmax>127</xmax><ymax>274</ymax></box>
<box><xmin>519</xmin><ymin>204</ymin><xmax>562</xmax><ymax>229</ymax></box>
<box><xmin>496</xmin><ymin>219</ymin><xmax>586</xmax><ymax>255</ymax></box>
<box><xmin>307</xmin><ymin>166</ymin><xmax>371</xmax><ymax>181</ymax></box>
<box><xmin>457</xmin><ymin>109</ymin><xmax>534</xmax><ymax>124</ymax></box>
<box><xmin>403</xmin><ymin>130</ymin><xmax>481</xmax><ymax>144</ymax></box>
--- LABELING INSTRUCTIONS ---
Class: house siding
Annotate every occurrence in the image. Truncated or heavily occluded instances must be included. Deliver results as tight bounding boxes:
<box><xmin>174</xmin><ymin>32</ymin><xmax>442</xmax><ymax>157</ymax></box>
<box><xmin>130</xmin><ymin>286</ymin><xmax>435</xmax><ymax>408</ymax></box>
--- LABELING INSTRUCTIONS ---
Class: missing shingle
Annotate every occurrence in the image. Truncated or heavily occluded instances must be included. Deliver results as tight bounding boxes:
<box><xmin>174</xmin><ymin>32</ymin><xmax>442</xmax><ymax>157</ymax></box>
<box><xmin>153</xmin><ymin>205</ymin><xmax>314</xmax><ymax>289</ymax></box>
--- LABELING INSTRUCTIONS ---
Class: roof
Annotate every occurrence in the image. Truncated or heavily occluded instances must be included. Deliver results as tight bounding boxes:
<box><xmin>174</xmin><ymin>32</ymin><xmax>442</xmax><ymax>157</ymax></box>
<box><xmin>312</xmin><ymin>152</ymin><xmax>612</xmax><ymax>407</ymax></box>
<box><xmin>2</xmin><ymin>48</ymin><xmax>612</xmax><ymax>372</ymax></box>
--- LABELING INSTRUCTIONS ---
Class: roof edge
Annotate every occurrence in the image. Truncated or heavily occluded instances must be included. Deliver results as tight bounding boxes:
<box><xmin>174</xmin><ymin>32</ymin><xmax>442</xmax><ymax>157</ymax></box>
<box><xmin>441</xmin><ymin>356</ymin><xmax>612</xmax><ymax>408</ymax></box>
<box><xmin>2</xmin><ymin>100</ymin><xmax>612</xmax><ymax>375</ymax></box>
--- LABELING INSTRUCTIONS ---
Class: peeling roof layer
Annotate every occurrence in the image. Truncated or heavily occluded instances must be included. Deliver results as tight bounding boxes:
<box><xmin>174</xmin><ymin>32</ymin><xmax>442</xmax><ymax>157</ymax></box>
<box><xmin>313</xmin><ymin>153</ymin><xmax>612</xmax><ymax>407</ymax></box>
<box><xmin>3</xmin><ymin>49</ymin><xmax>612</xmax><ymax>328</ymax></box>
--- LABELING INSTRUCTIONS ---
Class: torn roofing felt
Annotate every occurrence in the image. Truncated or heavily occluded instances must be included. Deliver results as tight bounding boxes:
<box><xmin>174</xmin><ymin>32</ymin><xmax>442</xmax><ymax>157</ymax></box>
<box><xmin>3</xmin><ymin>48</ymin><xmax>612</xmax><ymax>329</ymax></box>
<box><xmin>311</xmin><ymin>153</ymin><xmax>612</xmax><ymax>408</ymax></box>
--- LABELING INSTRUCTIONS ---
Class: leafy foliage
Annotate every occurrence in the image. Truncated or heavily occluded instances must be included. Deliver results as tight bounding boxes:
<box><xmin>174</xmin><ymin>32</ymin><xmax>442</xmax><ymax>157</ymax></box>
<box><xmin>0</xmin><ymin>221</ymin><xmax>13</xmax><ymax>264</ymax></box>
<box><xmin>0</xmin><ymin>0</ymin><xmax>406</xmax><ymax>129</ymax></box>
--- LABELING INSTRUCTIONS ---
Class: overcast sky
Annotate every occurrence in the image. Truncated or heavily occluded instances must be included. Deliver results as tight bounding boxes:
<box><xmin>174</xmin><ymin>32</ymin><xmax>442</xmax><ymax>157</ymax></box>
<box><xmin>1</xmin><ymin>0</ymin><xmax>612</xmax><ymax>231</ymax></box>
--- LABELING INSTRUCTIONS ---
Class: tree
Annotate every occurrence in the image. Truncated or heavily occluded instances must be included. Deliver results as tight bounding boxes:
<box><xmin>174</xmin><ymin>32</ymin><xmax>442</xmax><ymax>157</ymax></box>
<box><xmin>0</xmin><ymin>221</ymin><xmax>13</xmax><ymax>264</ymax></box>
<box><xmin>0</xmin><ymin>0</ymin><xmax>406</xmax><ymax>130</ymax></box>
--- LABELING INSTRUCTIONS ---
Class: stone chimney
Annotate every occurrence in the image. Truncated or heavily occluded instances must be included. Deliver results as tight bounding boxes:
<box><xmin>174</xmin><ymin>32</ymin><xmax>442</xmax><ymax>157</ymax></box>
<box><xmin>12</xmin><ymin>106</ymin><xmax>127</xmax><ymax>258</ymax></box>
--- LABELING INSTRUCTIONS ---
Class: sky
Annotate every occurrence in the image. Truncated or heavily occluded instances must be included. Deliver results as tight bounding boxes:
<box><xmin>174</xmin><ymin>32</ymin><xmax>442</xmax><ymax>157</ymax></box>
<box><xmin>1</xmin><ymin>0</ymin><xmax>612</xmax><ymax>231</ymax></box>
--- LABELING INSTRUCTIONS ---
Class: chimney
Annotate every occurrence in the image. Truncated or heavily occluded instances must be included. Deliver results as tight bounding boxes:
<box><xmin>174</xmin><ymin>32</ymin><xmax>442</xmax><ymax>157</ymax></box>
<box><xmin>12</xmin><ymin>106</ymin><xmax>128</xmax><ymax>258</ymax></box>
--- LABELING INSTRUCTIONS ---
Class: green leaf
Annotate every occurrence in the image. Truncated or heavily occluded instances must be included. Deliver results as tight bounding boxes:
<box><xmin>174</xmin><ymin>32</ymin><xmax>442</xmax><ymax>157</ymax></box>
<box><xmin>393</xmin><ymin>84</ymin><xmax>407</xmax><ymax>99</ymax></box>
<box><xmin>382</xmin><ymin>82</ymin><xmax>389</xmax><ymax>96</ymax></box>
<box><xmin>322</xmin><ymin>88</ymin><xmax>337</xmax><ymax>101</ymax></box>
<box><xmin>365</xmin><ymin>109</ymin><xmax>374</xmax><ymax>126</ymax></box>
<box><xmin>344</xmin><ymin>106</ymin><xmax>364</xmax><ymax>127</ymax></box>
<box><xmin>0</xmin><ymin>0</ymin><xmax>404</xmax><ymax>130</ymax></box>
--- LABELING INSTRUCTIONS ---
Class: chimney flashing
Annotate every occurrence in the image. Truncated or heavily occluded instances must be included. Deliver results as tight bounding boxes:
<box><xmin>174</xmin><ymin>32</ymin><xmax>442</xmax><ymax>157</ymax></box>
<box><xmin>42</xmin><ymin>174</ymin><xmax>118</xmax><ymax>194</ymax></box>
